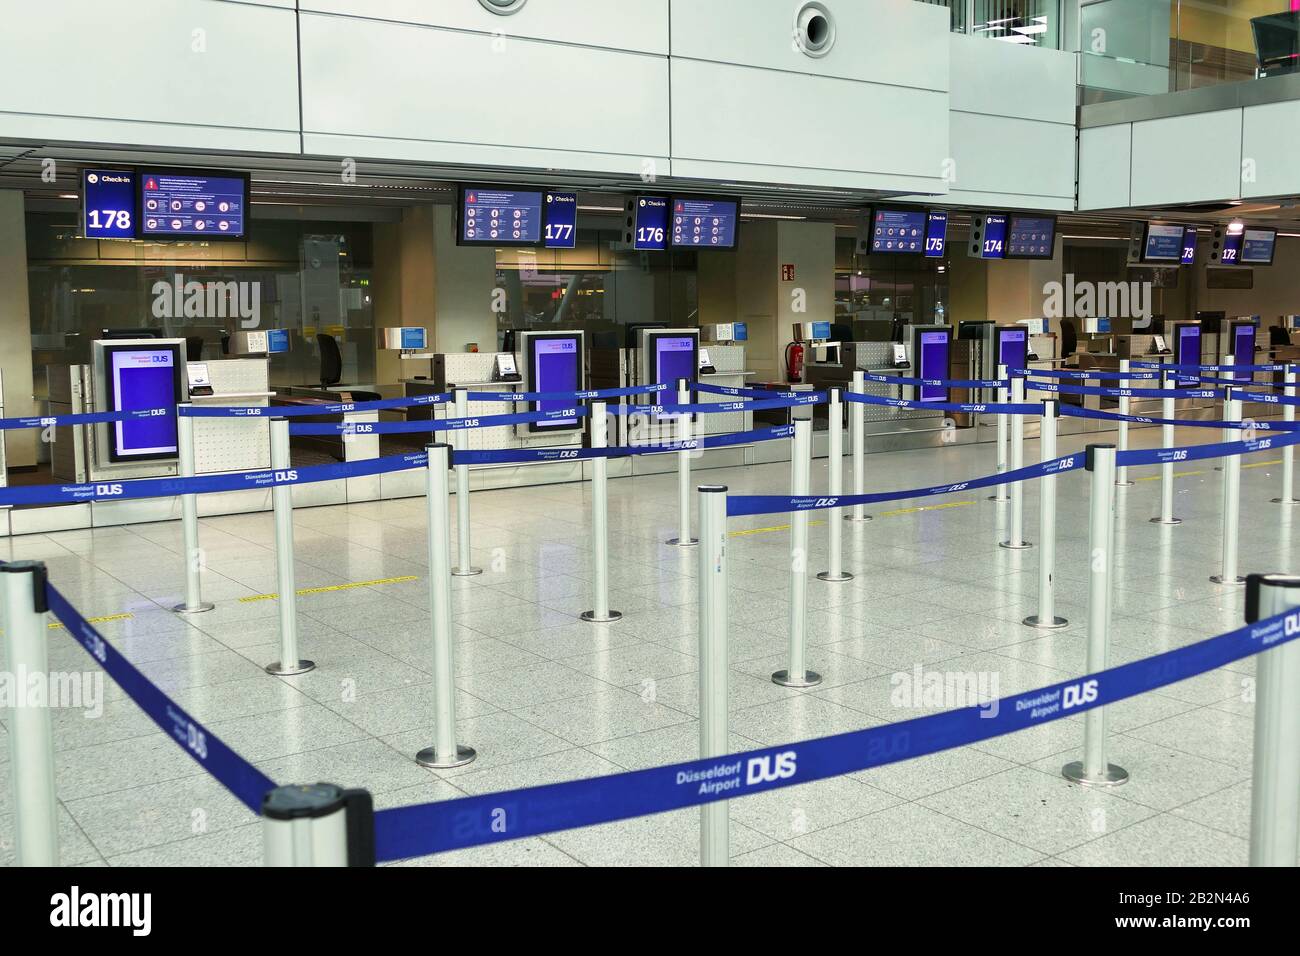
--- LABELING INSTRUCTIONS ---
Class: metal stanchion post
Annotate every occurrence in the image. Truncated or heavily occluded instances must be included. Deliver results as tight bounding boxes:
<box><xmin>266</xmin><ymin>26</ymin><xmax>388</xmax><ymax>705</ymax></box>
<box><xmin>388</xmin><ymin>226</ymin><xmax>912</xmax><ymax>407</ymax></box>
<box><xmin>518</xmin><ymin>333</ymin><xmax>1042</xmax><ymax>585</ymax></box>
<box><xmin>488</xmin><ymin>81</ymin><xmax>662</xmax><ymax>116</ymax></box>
<box><xmin>1244</xmin><ymin>573</ymin><xmax>1300</xmax><ymax>867</ymax></box>
<box><xmin>1211</xmin><ymin>388</ymin><xmax>1245</xmax><ymax>586</ymax></box>
<box><xmin>668</xmin><ymin>378</ymin><xmax>698</xmax><ymax>547</ymax></box>
<box><xmin>582</xmin><ymin>401</ymin><xmax>621</xmax><ymax>623</ymax></box>
<box><xmin>773</xmin><ymin>418</ymin><xmax>821</xmax><ymax>688</ymax></box>
<box><xmin>1151</xmin><ymin>373</ymin><xmax>1182</xmax><ymax>525</ymax></box>
<box><xmin>999</xmin><ymin>376</ymin><xmax>1031</xmax><ymax>550</ymax></box>
<box><xmin>1024</xmin><ymin>400</ymin><xmax>1066</xmax><ymax>629</ymax></box>
<box><xmin>845</xmin><ymin>370</ymin><xmax>871</xmax><ymax>523</ymax></box>
<box><xmin>1115</xmin><ymin>359</ymin><xmax>1134</xmax><ymax>487</ymax></box>
<box><xmin>0</xmin><ymin>561</ymin><xmax>59</xmax><ymax>866</ymax></box>
<box><xmin>818</xmin><ymin>388</ymin><xmax>852</xmax><ymax>583</ymax></box>
<box><xmin>266</xmin><ymin>418</ymin><xmax>314</xmax><ymax>676</ymax></box>
<box><xmin>451</xmin><ymin>389</ymin><xmax>482</xmax><ymax>576</ymax></box>
<box><xmin>698</xmin><ymin>485</ymin><xmax>730</xmax><ymax>868</ymax></box>
<box><xmin>172</xmin><ymin>404</ymin><xmax>214</xmax><ymax>615</ymax></box>
<box><xmin>417</xmin><ymin>443</ymin><xmax>476</xmax><ymax>769</ymax></box>
<box><xmin>989</xmin><ymin>364</ymin><xmax>1010</xmax><ymax>502</ymax></box>
<box><xmin>262</xmin><ymin>783</ymin><xmax>375</xmax><ymax>867</ymax></box>
<box><xmin>1272</xmin><ymin>365</ymin><xmax>1298</xmax><ymax>505</ymax></box>
<box><xmin>1063</xmin><ymin>444</ymin><xmax>1128</xmax><ymax>787</ymax></box>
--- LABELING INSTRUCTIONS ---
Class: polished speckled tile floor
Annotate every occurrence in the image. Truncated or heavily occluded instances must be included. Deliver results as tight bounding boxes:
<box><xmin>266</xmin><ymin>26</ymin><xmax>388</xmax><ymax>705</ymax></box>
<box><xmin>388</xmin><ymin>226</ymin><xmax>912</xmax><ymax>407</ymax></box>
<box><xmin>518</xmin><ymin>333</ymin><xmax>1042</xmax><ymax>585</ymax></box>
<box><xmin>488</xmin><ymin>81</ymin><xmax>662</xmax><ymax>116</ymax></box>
<box><xmin>2</xmin><ymin>421</ymin><xmax>1295</xmax><ymax>867</ymax></box>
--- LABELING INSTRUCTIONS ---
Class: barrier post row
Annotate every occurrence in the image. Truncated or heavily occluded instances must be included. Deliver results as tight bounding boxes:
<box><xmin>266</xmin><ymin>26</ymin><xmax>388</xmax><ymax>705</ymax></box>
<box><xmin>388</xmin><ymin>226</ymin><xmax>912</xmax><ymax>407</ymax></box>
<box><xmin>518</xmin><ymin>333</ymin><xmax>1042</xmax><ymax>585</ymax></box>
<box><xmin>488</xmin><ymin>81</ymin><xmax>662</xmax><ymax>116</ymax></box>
<box><xmin>698</xmin><ymin>485</ymin><xmax>730</xmax><ymax>867</ymax></box>
<box><xmin>1024</xmin><ymin>400</ymin><xmax>1066</xmax><ymax>629</ymax></box>
<box><xmin>1115</xmin><ymin>359</ymin><xmax>1134</xmax><ymax>487</ymax></box>
<box><xmin>1244</xmin><ymin>573</ymin><xmax>1300</xmax><ymax>867</ymax></box>
<box><xmin>265</xmin><ymin>418</ymin><xmax>314</xmax><ymax>676</ymax></box>
<box><xmin>1272</xmin><ymin>364</ymin><xmax>1298</xmax><ymax>505</ymax></box>
<box><xmin>0</xmin><ymin>561</ymin><xmax>59</xmax><ymax>866</ymax></box>
<box><xmin>1063</xmin><ymin>444</ymin><xmax>1129</xmax><ymax>787</ymax></box>
<box><xmin>668</xmin><ymin>378</ymin><xmax>698</xmax><ymax>547</ymax></box>
<box><xmin>172</xmin><ymin>404</ymin><xmax>214</xmax><ymax>615</ymax></box>
<box><xmin>999</xmin><ymin>375</ymin><xmax>1031</xmax><ymax>550</ymax></box>
<box><xmin>451</xmin><ymin>389</ymin><xmax>482</xmax><ymax>576</ymax></box>
<box><xmin>1151</xmin><ymin>373</ymin><xmax>1182</xmax><ymax>526</ymax></box>
<box><xmin>773</xmin><ymin>419</ymin><xmax>821</xmax><ymax>688</ymax></box>
<box><xmin>581</xmin><ymin>401</ymin><xmax>622</xmax><ymax>623</ymax></box>
<box><xmin>416</xmin><ymin>443</ymin><xmax>477</xmax><ymax>769</ymax></box>
<box><xmin>1210</xmin><ymin>388</ymin><xmax>1246</xmax><ymax>586</ymax></box>
<box><xmin>818</xmin><ymin>388</ymin><xmax>852</xmax><ymax>583</ymax></box>
<box><xmin>262</xmin><ymin>783</ymin><xmax>375</xmax><ymax>867</ymax></box>
<box><xmin>988</xmin><ymin>364</ymin><xmax>1011</xmax><ymax>502</ymax></box>
<box><xmin>845</xmin><ymin>370</ymin><xmax>871</xmax><ymax>523</ymax></box>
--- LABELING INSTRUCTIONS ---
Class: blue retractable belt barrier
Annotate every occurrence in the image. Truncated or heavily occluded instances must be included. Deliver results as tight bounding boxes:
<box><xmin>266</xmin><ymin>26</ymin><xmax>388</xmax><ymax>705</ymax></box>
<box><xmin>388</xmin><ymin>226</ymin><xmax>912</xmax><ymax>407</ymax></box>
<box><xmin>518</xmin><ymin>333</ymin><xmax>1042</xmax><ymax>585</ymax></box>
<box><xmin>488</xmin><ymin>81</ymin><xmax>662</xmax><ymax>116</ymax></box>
<box><xmin>726</xmin><ymin>454</ymin><xmax>1084</xmax><ymax>518</ymax></box>
<box><xmin>617</xmin><ymin>394</ymin><xmax>826</xmax><ymax>416</ymax></box>
<box><xmin>45</xmin><ymin>583</ymin><xmax>277</xmax><ymax>814</ymax></box>
<box><xmin>369</xmin><ymin>601</ymin><xmax>1300</xmax><ymax>861</ymax></box>
<box><xmin>694</xmin><ymin>382</ymin><xmax>806</xmax><ymax>400</ymax></box>
<box><xmin>288</xmin><ymin>406</ymin><xmax>588</xmax><ymax>436</ymax></box>
<box><xmin>1012</xmin><ymin>367</ymin><xmax>1161</xmax><ymax>382</ymax></box>
<box><xmin>1237</xmin><ymin>390</ymin><xmax>1300</xmax><ymax>406</ymax></box>
<box><xmin>1059</xmin><ymin>404</ymin><xmax>1300</xmax><ymax>432</ymax></box>
<box><xmin>0</xmin><ymin>450</ymin><xmax>431</xmax><ymax>507</ymax></box>
<box><xmin>1028</xmin><ymin>381</ymin><xmax>1220</xmax><ymax>400</ymax></box>
<box><xmin>842</xmin><ymin>391</ymin><xmax>1040</xmax><ymax>416</ymax></box>
<box><xmin>1118</xmin><ymin>429</ymin><xmax>1300</xmax><ymax>467</ymax></box>
<box><xmin>181</xmin><ymin>394</ymin><xmax>453</xmax><ymax>418</ymax></box>
<box><xmin>0</xmin><ymin>407</ymin><xmax>174</xmax><ymax>431</ymax></box>
<box><xmin>451</xmin><ymin>424</ymin><xmax>795</xmax><ymax>466</ymax></box>
<box><xmin>1196</xmin><ymin>374</ymin><xmax>1284</xmax><ymax>389</ymax></box>
<box><xmin>857</xmin><ymin>372</ymin><xmax>1008</xmax><ymax>389</ymax></box>
<box><xmin>1131</xmin><ymin>361</ymin><xmax>1289</xmax><ymax>372</ymax></box>
<box><xmin>465</xmin><ymin>384</ymin><xmax>669</xmax><ymax>403</ymax></box>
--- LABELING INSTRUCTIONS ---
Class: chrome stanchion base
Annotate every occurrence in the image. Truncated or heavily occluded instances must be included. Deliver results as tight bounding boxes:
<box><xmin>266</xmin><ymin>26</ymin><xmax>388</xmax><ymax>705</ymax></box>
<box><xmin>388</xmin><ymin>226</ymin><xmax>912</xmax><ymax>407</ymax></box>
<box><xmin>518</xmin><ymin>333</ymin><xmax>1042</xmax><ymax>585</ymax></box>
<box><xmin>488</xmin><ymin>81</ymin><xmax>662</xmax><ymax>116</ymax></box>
<box><xmin>415</xmin><ymin>744</ymin><xmax>477</xmax><ymax>770</ymax></box>
<box><xmin>817</xmin><ymin>571</ymin><xmax>854</xmax><ymax>583</ymax></box>
<box><xmin>1022</xmin><ymin>614</ymin><xmax>1068</xmax><ymax>630</ymax></box>
<box><xmin>1209</xmin><ymin>574</ymin><xmax>1247</xmax><ymax>587</ymax></box>
<box><xmin>580</xmin><ymin>609</ymin><xmax>623</xmax><ymax>623</ymax></box>
<box><xmin>842</xmin><ymin>514</ymin><xmax>873</xmax><ymax>522</ymax></box>
<box><xmin>1271</xmin><ymin>498</ymin><xmax>1300</xmax><ymax>505</ymax></box>
<box><xmin>771</xmin><ymin>669</ymin><xmax>822</xmax><ymax>688</ymax></box>
<box><xmin>266</xmin><ymin>659</ymin><xmax>316</xmax><ymax>677</ymax></box>
<box><xmin>172</xmin><ymin>601</ymin><xmax>215</xmax><ymax>615</ymax></box>
<box><xmin>1149</xmin><ymin>517</ymin><xmax>1182</xmax><ymax>525</ymax></box>
<box><xmin>666</xmin><ymin>537</ymin><xmax>699</xmax><ymax>547</ymax></box>
<box><xmin>1062</xmin><ymin>761</ymin><xmax>1129</xmax><ymax>787</ymax></box>
<box><xmin>1115</xmin><ymin>480</ymin><xmax>1135</xmax><ymax>488</ymax></box>
<box><xmin>998</xmin><ymin>540</ymin><xmax>1032</xmax><ymax>550</ymax></box>
<box><xmin>987</xmin><ymin>494</ymin><xmax>1009</xmax><ymax>502</ymax></box>
<box><xmin>451</xmin><ymin>566</ymin><xmax>483</xmax><ymax>577</ymax></box>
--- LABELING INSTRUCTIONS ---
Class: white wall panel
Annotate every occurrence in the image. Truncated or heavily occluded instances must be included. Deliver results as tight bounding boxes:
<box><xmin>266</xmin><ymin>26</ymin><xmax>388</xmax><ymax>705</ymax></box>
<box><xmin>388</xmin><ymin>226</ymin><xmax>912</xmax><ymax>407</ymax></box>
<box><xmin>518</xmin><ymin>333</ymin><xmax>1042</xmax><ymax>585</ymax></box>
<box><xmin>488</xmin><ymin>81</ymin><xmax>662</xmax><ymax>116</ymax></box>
<box><xmin>1077</xmin><ymin>124</ymin><xmax>1132</xmax><ymax>210</ymax></box>
<box><xmin>302</xmin><ymin>0</ymin><xmax>669</xmax><ymax>54</ymax></box>
<box><xmin>944</xmin><ymin>113</ymin><xmax>1076</xmax><ymax>208</ymax></box>
<box><xmin>670</xmin><ymin>59</ymin><xmax>947</xmax><ymax>193</ymax></box>
<box><xmin>299</xmin><ymin>13</ymin><xmax>669</xmax><ymax>173</ymax></box>
<box><xmin>670</xmin><ymin>0</ymin><xmax>948</xmax><ymax>90</ymax></box>
<box><xmin>949</xmin><ymin>35</ymin><xmax>1076</xmax><ymax>124</ymax></box>
<box><xmin>1241</xmin><ymin>100</ymin><xmax>1300</xmax><ymax>200</ymax></box>
<box><xmin>0</xmin><ymin>0</ymin><xmax>300</xmax><ymax>152</ymax></box>
<box><xmin>1129</xmin><ymin>110</ymin><xmax>1242</xmax><ymax>206</ymax></box>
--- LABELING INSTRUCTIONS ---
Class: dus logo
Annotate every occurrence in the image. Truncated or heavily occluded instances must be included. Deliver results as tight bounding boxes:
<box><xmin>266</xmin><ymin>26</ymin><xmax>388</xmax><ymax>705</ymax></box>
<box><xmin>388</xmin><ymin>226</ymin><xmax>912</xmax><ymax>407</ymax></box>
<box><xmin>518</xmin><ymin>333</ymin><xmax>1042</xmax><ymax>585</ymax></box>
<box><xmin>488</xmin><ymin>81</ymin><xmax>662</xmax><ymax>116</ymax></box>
<box><xmin>273</xmin><ymin>469</ymin><xmax>298</xmax><ymax>482</ymax></box>
<box><xmin>1171</xmin><ymin>449</ymin><xmax>1188</xmax><ymax>461</ymax></box>
<box><xmin>556</xmin><ymin>450</ymin><xmax>580</xmax><ymax>459</ymax></box>
<box><xmin>1062</xmin><ymin>679</ymin><xmax>1099</xmax><ymax>710</ymax></box>
<box><xmin>461</xmin><ymin>419</ymin><xmax>481</xmax><ymax>428</ymax></box>
<box><xmin>338</xmin><ymin>403</ymin><xmax>356</xmax><ymax>412</ymax></box>
<box><xmin>95</xmin><ymin>483</ymin><xmax>124</xmax><ymax>497</ymax></box>
<box><xmin>1285</xmin><ymin>612</ymin><xmax>1300</xmax><ymax>637</ymax></box>
<box><xmin>747</xmin><ymin>751</ymin><xmax>797</xmax><ymax>785</ymax></box>
<box><xmin>347</xmin><ymin>424</ymin><xmax>374</xmax><ymax>434</ymax></box>
<box><xmin>813</xmin><ymin>497</ymin><xmax>839</xmax><ymax>508</ymax></box>
<box><xmin>146</xmin><ymin>409</ymin><xmax>167</xmax><ymax>417</ymax></box>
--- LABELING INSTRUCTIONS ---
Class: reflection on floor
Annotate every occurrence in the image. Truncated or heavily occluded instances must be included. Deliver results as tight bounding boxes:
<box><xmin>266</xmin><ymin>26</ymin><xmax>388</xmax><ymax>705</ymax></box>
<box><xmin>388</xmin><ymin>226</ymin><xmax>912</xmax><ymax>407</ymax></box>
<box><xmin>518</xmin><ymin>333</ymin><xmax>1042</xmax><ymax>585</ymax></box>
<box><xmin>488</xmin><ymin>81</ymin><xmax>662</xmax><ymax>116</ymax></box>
<box><xmin>2</xmin><ymin>423</ymin><xmax>1294</xmax><ymax>867</ymax></box>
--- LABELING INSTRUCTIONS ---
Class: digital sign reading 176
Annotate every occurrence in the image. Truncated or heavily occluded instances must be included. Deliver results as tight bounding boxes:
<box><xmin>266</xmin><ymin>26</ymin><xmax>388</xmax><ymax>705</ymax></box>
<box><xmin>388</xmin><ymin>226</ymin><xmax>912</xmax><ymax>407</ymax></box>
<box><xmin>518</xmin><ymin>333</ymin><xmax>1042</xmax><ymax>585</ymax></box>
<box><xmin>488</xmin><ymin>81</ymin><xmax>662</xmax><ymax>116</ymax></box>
<box><xmin>632</xmin><ymin>196</ymin><xmax>670</xmax><ymax>251</ymax></box>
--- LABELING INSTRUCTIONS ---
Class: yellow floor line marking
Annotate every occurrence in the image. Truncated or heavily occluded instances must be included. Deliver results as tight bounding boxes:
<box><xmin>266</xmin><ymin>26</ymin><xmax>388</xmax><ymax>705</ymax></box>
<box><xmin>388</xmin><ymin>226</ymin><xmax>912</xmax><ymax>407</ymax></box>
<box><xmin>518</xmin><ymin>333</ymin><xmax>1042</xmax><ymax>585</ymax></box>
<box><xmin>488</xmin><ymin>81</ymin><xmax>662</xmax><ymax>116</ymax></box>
<box><xmin>240</xmin><ymin>575</ymin><xmax>419</xmax><ymax>603</ymax></box>
<box><xmin>47</xmin><ymin>612</ymin><xmax>133</xmax><ymax>631</ymax></box>
<box><xmin>1243</xmin><ymin>458</ymin><xmax>1283</xmax><ymax>470</ymax></box>
<box><xmin>729</xmin><ymin>500</ymin><xmax>974</xmax><ymax>536</ymax></box>
<box><xmin>1137</xmin><ymin>470</ymin><xmax>1204</xmax><ymax>482</ymax></box>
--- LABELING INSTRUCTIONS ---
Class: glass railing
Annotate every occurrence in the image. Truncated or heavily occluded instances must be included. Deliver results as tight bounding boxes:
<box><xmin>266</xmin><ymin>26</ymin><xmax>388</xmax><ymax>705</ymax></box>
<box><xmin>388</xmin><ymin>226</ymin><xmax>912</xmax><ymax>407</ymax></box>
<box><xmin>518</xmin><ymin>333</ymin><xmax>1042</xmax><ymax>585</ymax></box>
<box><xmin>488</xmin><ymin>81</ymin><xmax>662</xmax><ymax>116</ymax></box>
<box><xmin>1080</xmin><ymin>0</ymin><xmax>1300</xmax><ymax>103</ymax></box>
<box><xmin>917</xmin><ymin>1</ymin><xmax>1063</xmax><ymax>48</ymax></box>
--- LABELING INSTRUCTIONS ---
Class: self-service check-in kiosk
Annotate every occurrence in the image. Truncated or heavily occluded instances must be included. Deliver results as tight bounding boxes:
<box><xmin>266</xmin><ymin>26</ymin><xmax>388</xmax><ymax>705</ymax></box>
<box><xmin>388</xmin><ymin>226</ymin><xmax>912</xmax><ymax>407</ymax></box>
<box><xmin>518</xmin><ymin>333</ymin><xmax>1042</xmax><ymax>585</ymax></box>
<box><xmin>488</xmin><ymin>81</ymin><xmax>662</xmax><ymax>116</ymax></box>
<box><xmin>1170</xmin><ymin>320</ymin><xmax>1203</xmax><ymax>387</ymax></box>
<box><xmin>639</xmin><ymin>328</ymin><xmax>699</xmax><ymax>393</ymax></box>
<box><xmin>908</xmin><ymin>325</ymin><xmax>951</xmax><ymax>404</ymax></box>
<box><xmin>90</xmin><ymin>338</ymin><xmax>187</xmax><ymax>479</ymax></box>
<box><xmin>518</xmin><ymin>330</ymin><xmax>585</xmax><ymax>439</ymax></box>
<box><xmin>1228</xmin><ymin>319</ymin><xmax>1259</xmax><ymax>380</ymax></box>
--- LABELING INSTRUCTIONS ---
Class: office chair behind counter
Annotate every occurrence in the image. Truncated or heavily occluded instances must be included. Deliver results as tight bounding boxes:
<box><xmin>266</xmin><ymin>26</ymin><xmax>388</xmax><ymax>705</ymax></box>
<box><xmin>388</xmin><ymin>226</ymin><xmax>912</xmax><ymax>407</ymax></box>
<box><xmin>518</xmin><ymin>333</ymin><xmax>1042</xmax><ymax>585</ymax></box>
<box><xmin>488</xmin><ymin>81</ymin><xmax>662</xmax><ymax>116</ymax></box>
<box><xmin>316</xmin><ymin>333</ymin><xmax>380</xmax><ymax>401</ymax></box>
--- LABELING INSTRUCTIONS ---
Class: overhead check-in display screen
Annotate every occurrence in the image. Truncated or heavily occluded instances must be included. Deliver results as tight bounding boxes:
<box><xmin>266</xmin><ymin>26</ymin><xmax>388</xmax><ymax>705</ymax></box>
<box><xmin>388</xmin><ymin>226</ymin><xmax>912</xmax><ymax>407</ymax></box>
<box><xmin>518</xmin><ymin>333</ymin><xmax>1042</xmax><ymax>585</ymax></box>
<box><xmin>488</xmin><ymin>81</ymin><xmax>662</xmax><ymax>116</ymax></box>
<box><xmin>1143</xmin><ymin>223</ymin><xmax>1184</xmax><ymax>263</ymax></box>
<box><xmin>1240</xmin><ymin>228</ymin><xmax>1277</xmax><ymax>265</ymax></box>
<box><xmin>632</xmin><ymin>196</ymin><xmax>670</xmax><ymax>251</ymax></box>
<box><xmin>924</xmin><ymin>211</ymin><xmax>948</xmax><ymax>258</ymax></box>
<box><xmin>459</xmin><ymin>186</ymin><xmax>543</xmax><ymax>246</ymax></box>
<box><xmin>139</xmin><ymin>170</ymin><xmax>248</xmax><ymax>239</ymax></box>
<box><xmin>871</xmin><ymin>208</ymin><xmax>927</xmax><ymax>254</ymax></box>
<box><xmin>82</xmin><ymin>169</ymin><xmax>137</xmax><ymax>240</ymax></box>
<box><xmin>544</xmin><ymin>191</ymin><xmax>578</xmax><ymax>249</ymax></box>
<box><xmin>670</xmin><ymin>197</ymin><xmax>738</xmax><ymax>249</ymax></box>
<box><xmin>1005</xmin><ymin>216</ymin><xmax>1056</xmax><ymax>259</ymax></box>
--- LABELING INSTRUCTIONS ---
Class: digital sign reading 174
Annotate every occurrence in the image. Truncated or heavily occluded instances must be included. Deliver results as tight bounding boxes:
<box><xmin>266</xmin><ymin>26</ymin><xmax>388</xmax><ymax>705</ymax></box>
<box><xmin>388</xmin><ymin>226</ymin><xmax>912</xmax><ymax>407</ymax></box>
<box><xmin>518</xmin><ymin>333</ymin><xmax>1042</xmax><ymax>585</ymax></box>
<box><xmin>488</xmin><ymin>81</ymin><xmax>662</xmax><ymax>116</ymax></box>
<box><xmin>633</xmin><ymin>196</ymin><xmax>669</xmax><ymax>251</ymax></box>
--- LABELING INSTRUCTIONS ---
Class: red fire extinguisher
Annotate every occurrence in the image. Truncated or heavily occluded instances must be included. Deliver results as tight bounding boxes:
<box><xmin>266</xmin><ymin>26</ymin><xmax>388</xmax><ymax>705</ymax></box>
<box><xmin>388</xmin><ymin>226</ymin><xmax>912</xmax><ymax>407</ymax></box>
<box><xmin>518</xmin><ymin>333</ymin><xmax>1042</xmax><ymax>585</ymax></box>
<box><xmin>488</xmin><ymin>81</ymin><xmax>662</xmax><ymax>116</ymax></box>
<box><xmin>785</xmin><ymin>341</ymin><xmax>805</xmax><ymax>384</ymax></box>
